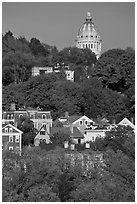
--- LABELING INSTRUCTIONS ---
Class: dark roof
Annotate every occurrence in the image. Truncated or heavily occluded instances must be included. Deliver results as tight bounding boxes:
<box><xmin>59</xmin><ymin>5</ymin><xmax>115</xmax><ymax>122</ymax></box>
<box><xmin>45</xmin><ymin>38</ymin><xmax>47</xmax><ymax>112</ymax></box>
<box><xmin>71</xmin><ymin>127</ymin><xmax>84</xmax><ymax>138</ymax></box>
<box><xmin>2</xmin><ymin>124</ymin><xmax>7</xmax><ymax>128</ymax></box>
<box><xmin>68</xmin><ymin>115</ymin><xmax>82</xmax><ymax>124</ymax></box>
<box><xmin>50</xmin><ymin>127</ymin><xmax>71</xmax><ymax>135</ymax></box>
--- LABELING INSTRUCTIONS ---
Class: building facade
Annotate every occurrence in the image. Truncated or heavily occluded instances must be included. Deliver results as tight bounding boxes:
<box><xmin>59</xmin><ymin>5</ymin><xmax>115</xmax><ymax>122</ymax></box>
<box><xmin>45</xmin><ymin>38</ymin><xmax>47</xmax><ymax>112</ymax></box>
<box><xmin>2</xmin><ymin>123</ymin><xmax>23</xmax><ymax>154</ymax></box>
<box><xmin>2</xmin><ymin>103</ymin><xmax>53</xmax><ymax>132</ymax></box>
<box><xmin>76</xmin><ymin>12</ymin><xmax>102</xmax><ymax>59</ymax></box>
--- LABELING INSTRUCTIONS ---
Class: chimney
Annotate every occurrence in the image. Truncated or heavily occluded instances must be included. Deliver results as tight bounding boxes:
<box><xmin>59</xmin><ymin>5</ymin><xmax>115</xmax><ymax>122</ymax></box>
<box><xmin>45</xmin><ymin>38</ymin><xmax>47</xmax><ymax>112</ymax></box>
<box><xmin>65</xmin><ymin>112</ymin><xmax>69</xmax><ymax>118</ymax></box>
<box><xmin>112</xmin><ymin>119</ymin><xmax>116</xmax><ymax>125</ymax></box>
<box><xmin>130</xmin><ymin>117</ymin><xmax>134</xmax><ymax>124</ymax></box>
<box><xmin>10</xmin><ymin>103</ymin><xmax>16</xmax><ymax>111</ymax></box>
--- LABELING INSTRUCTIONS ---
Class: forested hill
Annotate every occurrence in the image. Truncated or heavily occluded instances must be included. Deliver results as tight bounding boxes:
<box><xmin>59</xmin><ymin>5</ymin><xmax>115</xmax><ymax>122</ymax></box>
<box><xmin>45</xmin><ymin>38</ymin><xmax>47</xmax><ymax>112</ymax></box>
<box><xmin>2</xmin><ymin>31</ymin><xmax>135</xmax><ymax>121</ymax></box>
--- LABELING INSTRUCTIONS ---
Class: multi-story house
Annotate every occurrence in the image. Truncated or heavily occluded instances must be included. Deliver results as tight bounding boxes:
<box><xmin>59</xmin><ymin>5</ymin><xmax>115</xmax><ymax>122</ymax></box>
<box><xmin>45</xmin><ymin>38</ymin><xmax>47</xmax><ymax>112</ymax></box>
<box><xmin>2</xmin><ymin>103</ymin><xmax>53</xmax><ymax>133</ymax></box>
<box><xmin>2</xmin><ymin>123</ymin><xmax>23</xmax><ymax>154</ymax></box>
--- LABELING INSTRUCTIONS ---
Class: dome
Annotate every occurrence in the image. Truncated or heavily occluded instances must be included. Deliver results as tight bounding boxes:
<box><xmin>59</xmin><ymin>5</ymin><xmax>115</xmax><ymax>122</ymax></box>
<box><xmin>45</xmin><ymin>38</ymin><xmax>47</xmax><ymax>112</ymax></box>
<box><xmin>78</xmin><ymin>12</ymin><xmax>101</xmax><ymax>40</ymax></box>
<box><xmin>76</xmin><ymin>12</ymin><xmax>102</xmax><ymax>59</ymax></box>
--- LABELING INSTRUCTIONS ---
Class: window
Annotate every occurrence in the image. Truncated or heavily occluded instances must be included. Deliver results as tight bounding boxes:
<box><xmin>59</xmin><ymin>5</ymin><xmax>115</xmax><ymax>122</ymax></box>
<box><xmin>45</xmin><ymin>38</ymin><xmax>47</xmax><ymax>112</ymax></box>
<box><xmin>79</xmin><ymin>120</ymin><xmax>83</xmax><ymax>125</ymax></box>
<box><xmin>9</xmin><ymin>146</ymin><xmax>13</xmax><ymax>151</ymax></box>
<box><xmin>85</xmin><ymin>35</ymin><xmax>88</xmax><ymax>38</ymax></box>
<box><xmin>9</xmin><ymin>128</ymin><xmax>13</xmax><ymax>133</ymax></box>
<box><xmin>9</xmin><ymin>136</ymin><xmax>13</xmax><ymax>143</ymax></box>
<box><xmin>40</xmin><ymin>131</ymin><xmax>45</xmax><ymax>135</ymax></box>
<box><xmin>43</xmin><ymin>124</ymin><xmax>47</xmax><ymax>129</ymax></box>
<box><xmin>19</xmin><ymin>114</ymin><xmax>23</xmax><ymax>118</ymax></box>
<box><xmin>91</xmin><ymin>35</ymin><xmax>93</xmax><ymax>38</ymax></box>
<box><xmin>91</xmin><ymin>44</ymin><xmax>93</xmax><ymax>48</ymax></box>
<box><xmin>15</xmin><ymin>147</ymin><xmax>20</xmax><ymax>152</ymax></box>
<box><xmin>85</xmin><ymin>121</ymin><xmax>88</xmax><ymax>125</ymax></box>
<box><xmin>81</xmin><ymin>35</ymin><xmax>83</xmax><ymax>38</ymax></box>
<box><xmin>42</xmin><ymin>114</ymin><xmax>46</xmax><ymax>119</ymax></box>
<box><xmin>30</xmin><ymin>113</ymin><xmax>35</xmax><ymax>119</ymax></box>
<box><xmin>5</xmin><ymin>128</ymin><xmax>8</xmax><ymax>133</ymax></box>
<box><xmin>86</xmin><ymin>44</ymin><xmax>88</xmax><ymax>48</ymax></box>
<box><xmin>92</xmin><ymin>136</ymin><xmax>95</xmax><ymax>142</ymax></box>
<box><xmin>15</xmin><ymin>135</ymin><xmax>19</xmax><ymax>143</ymax></box>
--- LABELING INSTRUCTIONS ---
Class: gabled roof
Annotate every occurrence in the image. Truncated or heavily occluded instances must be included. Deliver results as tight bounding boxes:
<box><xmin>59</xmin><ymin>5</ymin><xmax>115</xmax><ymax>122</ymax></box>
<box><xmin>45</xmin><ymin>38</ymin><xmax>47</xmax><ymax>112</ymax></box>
<box><xmin>2</xmin><ymin>123</ymin><xmax>23</xmax><ymax>134</ymax></box>
<box><xmin>73</xmin><ymin>115</ymin><xmax>95</xmax><ymax>125</ymax></box>
<box><xmin>71</xmin><ymin>127</ymin><xmax>84</xmax><ymax>138</ymax></box>
<box><xmin>36</xmin><ymin>126</ymin><xmax>48</xmax><ymax>136</ymax></box>
<box><xmin>118</xmin><ymin>117</ymin><xmax>135</xmax><ymax>129</ymax></box>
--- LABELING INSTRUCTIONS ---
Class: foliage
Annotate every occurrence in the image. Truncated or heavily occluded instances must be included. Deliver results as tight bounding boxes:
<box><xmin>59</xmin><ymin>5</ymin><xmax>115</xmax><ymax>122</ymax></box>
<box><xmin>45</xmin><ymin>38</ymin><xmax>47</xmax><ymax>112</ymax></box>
<box><xmin>50</xmin><ymin>131</ymin><xmax>70</xmax><ymax>146</ymax></box>
<box><xmin>2</xmin><ymin>134</ymin><xmax>135</xmax><ymax>202</ymax></box>
<box><xmin>17</xmin><ymin>116</ymin><xmax>36</xmax><ymax>146</ymax></box>
<box><xmin>104</xmin><ymin>125</ymin><xmax>134</xmax><ymax>152</ymax></box>
<box><xmin>2</xmin><ymin>31</ymin><xmax>135</xmax><ymax>121</ymax></box>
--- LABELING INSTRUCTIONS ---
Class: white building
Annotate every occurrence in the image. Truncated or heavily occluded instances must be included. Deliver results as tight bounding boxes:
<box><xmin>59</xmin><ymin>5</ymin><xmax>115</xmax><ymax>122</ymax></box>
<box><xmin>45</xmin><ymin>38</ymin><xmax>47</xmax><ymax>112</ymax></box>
<box><xmin>32</xmin><ymin>66</ymin><xmax>74</xmax><ymax>82</ymax></box>
<box><xmin>76</xmin><ymin>12</ymin><xmax>102</xmax><ymax>59</ymax></box>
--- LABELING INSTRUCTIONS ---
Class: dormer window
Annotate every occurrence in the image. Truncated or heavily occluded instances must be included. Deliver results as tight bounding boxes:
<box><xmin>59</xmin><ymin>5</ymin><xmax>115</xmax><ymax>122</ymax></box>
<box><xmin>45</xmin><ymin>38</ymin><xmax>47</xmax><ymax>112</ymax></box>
<box><xmin>79</xmin><ymin>120</ymin><xmax>83</xmax><ymax>126</ymax></box>
<box><xmin>43</xmin><ymin>124</ymin><xmax>47</xmax><ymax>128</ymax></box>
<box><xmin>40</xmin><ymin>131</ymin><xmax>45</xmax><ymax>135</ymax></box>
<box><xmin>19</xmin><ymin>114</ymin><xmax>23</xmax><ymax>118</ymax></box>
<box><xmin>85</xmin><ymin>121</ymin><xmax>88</xmax><ymax>125</ymax></box>
<box><xmin>5</xmin><ymin>128</ymin><xmax>8</xmax><ymax>133</ymax></box>
<box><xmin>42</xmin><ymin>114</ymin><xmax>46</xmax><ymax>119</ymax></box>
<box><xmin>9</xmin><ymin>128</ymin><xmax>13</xmax><ymax>133</ymax></box>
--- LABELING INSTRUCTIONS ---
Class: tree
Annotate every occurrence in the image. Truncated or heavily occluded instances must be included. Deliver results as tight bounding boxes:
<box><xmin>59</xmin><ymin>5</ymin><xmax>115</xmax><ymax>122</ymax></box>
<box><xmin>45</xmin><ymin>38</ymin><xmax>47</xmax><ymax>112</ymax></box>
<box><xmin>104</xmin><ymin>125</ymin><xmax>134</xmax><ymax>152</ymax></box>
<box><xmin>50</xmin><ymin>131</ymin><xmax>70</xmax><ymax>146</ymax></box>
<box><xmin>24</xmin><ymin>183</ymin><xmax>60</xmax><ymax>202</ymax></box>
<box><xmin>29</xmin><ymin>37</ymin><xmax>49</xmax><ymax>56</ymax></box>
<box><xmin>17</xmin><ymin>116</ymin><xmax>36</xmax><ymax>146</ymax></box>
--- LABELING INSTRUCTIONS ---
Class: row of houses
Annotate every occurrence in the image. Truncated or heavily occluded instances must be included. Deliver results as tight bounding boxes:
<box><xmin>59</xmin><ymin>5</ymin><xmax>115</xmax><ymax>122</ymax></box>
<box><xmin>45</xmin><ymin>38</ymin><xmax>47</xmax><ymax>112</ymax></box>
<box><xmin>32</xmin><ymin>63</ymin><xmax>75</xmax><ymax>82</ymax></box>
<box><xmin>2</xmin><ymin>103</ymin><xmax>135</xmax><ymax>153</ymax></box>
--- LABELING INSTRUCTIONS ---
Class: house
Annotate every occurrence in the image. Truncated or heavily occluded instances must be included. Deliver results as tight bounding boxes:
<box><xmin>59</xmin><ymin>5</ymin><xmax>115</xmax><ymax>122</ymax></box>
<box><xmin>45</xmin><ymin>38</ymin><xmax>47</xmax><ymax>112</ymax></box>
<box><xmin>118</xmin><ymin>117</ymin><xmax>135</xmax><ymax>130</ymax></box>
<box><xmin>70</xmin><ymin>126</ymin><xmax>84</xmax><ymax>144</ymax></box>
<box><xmin>34</xmin><ymin>126</ymin><xmax>50</xmax><ymax>146</ymax></box>
<box><xmin>70</xmin><ymin>115</ymin><xmax>95</xmax><ymax>135</ymax></box>
<box><xmin>58</xmin><ymin>113</ymin><xmax>95</xmax><ymax>134</ymax></box>
<box><xmin>2</xmin><ymin>103</ymin><xmax>53</xmax><ymax>132</ymax></box>
<box><xmin>2</xmin><ymin>123</ymin><xmax>23</xmax><ymax>154</ymax></box>
<box><xmin>84</xmin><ymin>127</ymin><xmax>110</xmax><ymax>142</ymax></box>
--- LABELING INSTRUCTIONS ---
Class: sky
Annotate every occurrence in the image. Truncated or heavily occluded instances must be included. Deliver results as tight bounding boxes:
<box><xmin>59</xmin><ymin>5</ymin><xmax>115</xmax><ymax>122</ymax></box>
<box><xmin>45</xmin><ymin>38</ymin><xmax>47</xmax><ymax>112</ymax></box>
<box><xmin>2</xmin><ymin>2</ymin><xmax>135</xmax><ymax>53</ymax></box>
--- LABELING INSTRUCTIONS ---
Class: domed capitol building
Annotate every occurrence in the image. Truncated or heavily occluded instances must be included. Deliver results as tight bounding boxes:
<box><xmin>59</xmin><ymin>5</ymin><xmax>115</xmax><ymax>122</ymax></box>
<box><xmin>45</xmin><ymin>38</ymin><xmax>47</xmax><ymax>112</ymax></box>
<box><xmin>76</xmin><ymin>12</ymin><xmax>102</xmax><ymax>59</ymax></box>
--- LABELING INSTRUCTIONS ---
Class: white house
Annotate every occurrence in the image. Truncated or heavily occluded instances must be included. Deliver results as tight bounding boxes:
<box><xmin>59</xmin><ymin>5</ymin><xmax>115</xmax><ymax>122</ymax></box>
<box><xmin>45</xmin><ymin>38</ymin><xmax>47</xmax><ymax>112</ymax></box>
<box><xmin>118</xmin><ymin>117</ymin><xmax>135</xmax><ymax>130</ymax></box>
